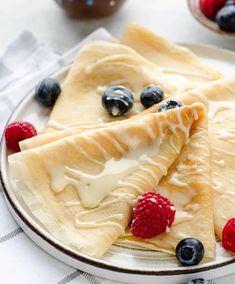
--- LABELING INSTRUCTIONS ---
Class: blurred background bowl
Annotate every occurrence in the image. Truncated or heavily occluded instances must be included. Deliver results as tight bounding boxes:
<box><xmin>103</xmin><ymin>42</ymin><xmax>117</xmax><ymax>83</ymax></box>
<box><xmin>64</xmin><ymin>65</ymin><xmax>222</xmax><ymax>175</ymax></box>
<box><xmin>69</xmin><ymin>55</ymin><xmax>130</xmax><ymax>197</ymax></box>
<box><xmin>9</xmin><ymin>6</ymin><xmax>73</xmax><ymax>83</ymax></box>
<box><xmin>188</xmin><ymin>0</ymin><xmax>235</xmax><ymax>38</ymax></box>
<box><xmin>54</xmin><ymin>0</ymin><xmax>127</xmax><ymax>18</ymax></box>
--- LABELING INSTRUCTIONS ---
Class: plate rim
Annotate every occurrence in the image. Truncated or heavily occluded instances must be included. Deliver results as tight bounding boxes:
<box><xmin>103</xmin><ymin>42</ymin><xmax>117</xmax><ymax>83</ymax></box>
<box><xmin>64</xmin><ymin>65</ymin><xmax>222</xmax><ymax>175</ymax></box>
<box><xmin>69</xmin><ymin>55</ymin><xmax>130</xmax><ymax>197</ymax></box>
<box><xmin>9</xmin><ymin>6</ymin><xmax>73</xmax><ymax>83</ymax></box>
<box><xmin>1</xmin><ymin>42</ymin><xmax>235</xmax><ymax>276</ymax></box>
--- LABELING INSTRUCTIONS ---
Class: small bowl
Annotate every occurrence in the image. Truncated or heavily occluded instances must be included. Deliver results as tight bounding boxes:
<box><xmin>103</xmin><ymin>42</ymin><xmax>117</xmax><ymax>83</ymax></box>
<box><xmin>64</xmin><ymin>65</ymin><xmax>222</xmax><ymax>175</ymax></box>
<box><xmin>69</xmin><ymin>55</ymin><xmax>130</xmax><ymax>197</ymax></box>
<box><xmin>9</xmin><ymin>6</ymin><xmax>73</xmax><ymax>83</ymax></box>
<box><xmin>55</xmin><ymin>0</ymin><xmax>127</xmax><ymax>18</ymax></box>
<box><xmin>188</xmin><ymin>0</ymin><xmax>235</xmax><ymax>37</ymax></box>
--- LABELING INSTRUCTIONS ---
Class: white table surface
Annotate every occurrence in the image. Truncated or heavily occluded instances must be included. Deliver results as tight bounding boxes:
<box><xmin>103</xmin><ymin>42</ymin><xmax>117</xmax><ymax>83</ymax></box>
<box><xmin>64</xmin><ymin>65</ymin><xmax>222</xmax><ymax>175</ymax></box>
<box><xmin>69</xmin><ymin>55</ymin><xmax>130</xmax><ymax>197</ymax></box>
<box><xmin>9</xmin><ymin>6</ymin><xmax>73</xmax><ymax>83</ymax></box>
<box><xmin>1</xmin><ymin>0</ymin><xmax>235</xmax><ymax>54</ymax></box>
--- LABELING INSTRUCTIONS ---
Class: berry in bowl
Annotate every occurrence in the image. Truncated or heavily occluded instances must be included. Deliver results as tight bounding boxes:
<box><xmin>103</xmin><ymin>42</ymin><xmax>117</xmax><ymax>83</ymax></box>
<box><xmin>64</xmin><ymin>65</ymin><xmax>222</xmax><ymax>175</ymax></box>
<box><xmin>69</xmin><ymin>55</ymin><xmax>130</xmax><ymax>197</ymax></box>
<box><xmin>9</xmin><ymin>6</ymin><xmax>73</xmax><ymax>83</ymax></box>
<box><xmin>188</xmin><ymin>0</ymin><xmax>235</xmax><ymax>36</ymax></box>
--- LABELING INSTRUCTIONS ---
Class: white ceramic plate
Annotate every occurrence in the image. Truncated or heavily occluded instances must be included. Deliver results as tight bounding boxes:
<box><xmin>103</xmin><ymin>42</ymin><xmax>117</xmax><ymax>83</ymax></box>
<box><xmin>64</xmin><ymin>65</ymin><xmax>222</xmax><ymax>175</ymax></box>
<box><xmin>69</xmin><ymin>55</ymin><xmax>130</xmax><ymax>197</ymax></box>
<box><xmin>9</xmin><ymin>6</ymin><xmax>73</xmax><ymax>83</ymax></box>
<box><xmin>1</xmin><ymin>43</ymin><xmax>235</xmax><ymax>284</ymax></box>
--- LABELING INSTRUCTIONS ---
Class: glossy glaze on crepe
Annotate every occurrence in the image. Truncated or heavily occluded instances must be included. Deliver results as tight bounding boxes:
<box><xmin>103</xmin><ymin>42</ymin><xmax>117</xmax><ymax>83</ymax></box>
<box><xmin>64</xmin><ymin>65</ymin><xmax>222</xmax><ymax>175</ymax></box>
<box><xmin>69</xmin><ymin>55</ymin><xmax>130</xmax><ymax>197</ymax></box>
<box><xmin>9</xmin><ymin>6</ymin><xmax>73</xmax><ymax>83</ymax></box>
<box><xmin>9</xmin><ymin>104</ymin><xmax>207</xmax><ymax>257</ymax></box>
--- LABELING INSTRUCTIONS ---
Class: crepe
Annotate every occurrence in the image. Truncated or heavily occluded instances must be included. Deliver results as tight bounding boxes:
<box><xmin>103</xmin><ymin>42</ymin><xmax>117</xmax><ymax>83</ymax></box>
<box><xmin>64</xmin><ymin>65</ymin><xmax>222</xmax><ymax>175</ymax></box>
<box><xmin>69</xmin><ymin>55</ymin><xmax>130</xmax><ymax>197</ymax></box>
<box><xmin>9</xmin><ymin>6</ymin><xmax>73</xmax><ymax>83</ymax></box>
<box><xmin>194</xmin><ymin>78</ymin><xmax>235</xmax><ymax>239</ymax></box>
<box><xmin>152</xmin><ymin>77</ymin><xmax>235</xmax><ymax>240</ymax></box>
<box><xmin>42</xmin><ymin>25</ymin><xmax>220</xmax><ymax>134</ymax></box>
<box><xmin>9</xmin><ymin>103</ymin><xmax>206</xmax><ymax>258</ymax></box>
<box><xmin>20</xmin><ymin>89</ymin><xmax>209</xmax><ymax>151</ymax></box>
<box><xmin>42</xmin><ymin>40</ymin><xmax>178</xmax><ymax>133</ymax></box>
<box><xmin>121</xmin><ymin>23</ymin><xmax>222</xmax><ymax>88</ymax></box>
<box><xmin>117</xmin><ymin>112</ymin><xmax>215</xmax><ymax>259</ymax></box>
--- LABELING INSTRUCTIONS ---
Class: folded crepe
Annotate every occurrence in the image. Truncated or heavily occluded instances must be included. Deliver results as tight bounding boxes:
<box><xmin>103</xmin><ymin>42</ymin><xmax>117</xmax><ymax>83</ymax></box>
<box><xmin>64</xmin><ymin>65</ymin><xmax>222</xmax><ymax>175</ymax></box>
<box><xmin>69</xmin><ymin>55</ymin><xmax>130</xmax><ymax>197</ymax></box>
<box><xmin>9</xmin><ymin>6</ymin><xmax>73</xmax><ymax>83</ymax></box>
<box><xmin>9</xmin><ymin>103</ymin><xmax>207</xmax><ymax>258</ymax></box>
<box><xmin>117</xmin><ymin>112</ymin><xmax>215</xmax><ymax>259</ymax></box>
<box><xmin>153</xmin><ymin>77</ymin><xmax>235</xmax><ymax>240</ymax></box>
<box><xmin>42</xmin><ymin>25</ymin><xmax>220</xmax><ymax>134</ymax></box>
<box><xmin>121</xmin><ymin>23</ymin><xmax>222</xmax><ymax>88</ymax></box>
<box><xmin>20</xmin><ymin>91</ymin><xmax>207</xmax><ymax>151</ymax></box>
<box><xmin>43</xmin><ymin>40</ymin><xmax>178</xmax><ymax>133</ymax></box>
<box><xmin>194</xmin><ymin>78</ymin><xmax>235</xmax><ymax>239</ymax></box>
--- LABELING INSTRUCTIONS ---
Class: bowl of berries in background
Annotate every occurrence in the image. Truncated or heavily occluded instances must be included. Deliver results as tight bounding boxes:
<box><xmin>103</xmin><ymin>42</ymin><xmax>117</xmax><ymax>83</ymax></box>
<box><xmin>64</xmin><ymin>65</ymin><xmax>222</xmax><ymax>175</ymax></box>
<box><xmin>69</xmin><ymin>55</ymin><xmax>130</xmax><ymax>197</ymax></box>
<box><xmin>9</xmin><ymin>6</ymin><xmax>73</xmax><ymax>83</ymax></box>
<box><xmin>188</xmin><ymin>0</ymin><xmax>235</xmax><ymax>36</ymax></box>
<box><xmin>54</xmin><ymin>0</ymin><xmax>127</xmax><ymax>18</ymax></box>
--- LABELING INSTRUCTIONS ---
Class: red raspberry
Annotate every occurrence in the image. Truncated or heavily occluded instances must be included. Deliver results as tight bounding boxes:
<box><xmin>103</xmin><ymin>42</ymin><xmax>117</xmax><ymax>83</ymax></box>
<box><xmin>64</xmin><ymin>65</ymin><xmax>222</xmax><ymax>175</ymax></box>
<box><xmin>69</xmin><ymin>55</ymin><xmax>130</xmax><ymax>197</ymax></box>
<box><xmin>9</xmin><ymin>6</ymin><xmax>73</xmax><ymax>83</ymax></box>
<box><xmin>200</xmin><ymin>0</ymin><xmax>226</xmax><ymax>19</ymax></box>
<box><xmin>222</xmin><ymin>218</ymin><xmax>235</xmax><ymax>252</ymax></box>
<box><xmin>4</xmin><ymin>121</ymin><xmax>37</xmax><ymax>152</ymax></box>
<box><xmin>131</xmin><ymin>192</ymin><xmax>176</xmax><ymax>239</ymax></box>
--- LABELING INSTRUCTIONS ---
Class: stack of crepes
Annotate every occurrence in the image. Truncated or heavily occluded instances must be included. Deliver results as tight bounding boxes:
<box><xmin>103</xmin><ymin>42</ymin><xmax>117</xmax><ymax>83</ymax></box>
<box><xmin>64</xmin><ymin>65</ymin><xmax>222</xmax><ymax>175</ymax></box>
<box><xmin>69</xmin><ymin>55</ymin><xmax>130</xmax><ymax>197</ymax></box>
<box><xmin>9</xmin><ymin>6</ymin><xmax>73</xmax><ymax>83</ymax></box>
<box><xmin>9</xmin><ymin>24</ymin><xmax>235</xmax><ymax>260</ymax></box>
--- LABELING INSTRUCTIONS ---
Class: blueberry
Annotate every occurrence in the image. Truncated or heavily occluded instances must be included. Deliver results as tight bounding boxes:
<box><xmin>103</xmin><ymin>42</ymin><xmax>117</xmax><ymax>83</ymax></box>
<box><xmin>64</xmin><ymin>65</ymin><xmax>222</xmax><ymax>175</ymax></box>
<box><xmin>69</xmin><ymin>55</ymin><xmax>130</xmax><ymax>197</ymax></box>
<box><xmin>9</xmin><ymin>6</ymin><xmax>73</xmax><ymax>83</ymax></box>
<box><xmin>216</xmin><ymin>4</ymin><xmax>235</xmax><ymax>32</ymax></box>
<box><xmin>176</xmin><ymin>238</ymin><xmax>204</xmax><ymax>266</ymax></box>
<box><xmin>102</xmin><ymin>86</ymin><xmax>134</xmax><ymax>117</ymax></box>
<box><xmin>187</xmin><ymin>279</ymin><xmax>207</xmax><ymax>284</ymax></box>
<box><xmin>140</xmin><ymin>86</ymin><xmax>164</xmax><ymax>108</ymax></box>
<box><xmin>158</xmin><ymin>100</ymin><xmax>183</xmax><ymax>112</ymax></box>
<box><xmin>35</xmin><ymin>78</ymin><xmax>61</xmax><ymax>107</ymax></box>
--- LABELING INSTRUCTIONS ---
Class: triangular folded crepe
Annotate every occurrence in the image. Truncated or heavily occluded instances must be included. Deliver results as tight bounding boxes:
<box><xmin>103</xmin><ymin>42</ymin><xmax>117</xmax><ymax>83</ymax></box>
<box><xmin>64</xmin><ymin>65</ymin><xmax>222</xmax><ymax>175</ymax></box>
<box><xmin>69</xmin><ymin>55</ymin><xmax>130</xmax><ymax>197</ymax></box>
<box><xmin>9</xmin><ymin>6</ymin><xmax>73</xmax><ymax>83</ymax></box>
<box><xmin>193</xmin><ymin>78</ymin><xmax>235</xmax><ymax>239</ymax></box>
<box><xmin>20</xmin><ymin>90</ymin><xmax>208</xmax><ymax>151</ymax></box>
<box><xmin>117</xmin><ymin>112</ymin><xmax>215</xmax><ymax>259</ymax></box>
<box><xmin>43</xmin><ymin>41</ymin><xmax>178</xmax><ymax>133</ymax></box>
<box><xmin>121</xmin><ymin>23</ymin><xmax>222</xmax><ymax>88</ymax></box>
<box><xmin>162</xmin><ymin>78</ymin><xmax>235</xmax><ymax>240</ymax></box>
<box><xmin>9</xmin><ymin>103</ymin><xmax>205</xmax><ymax>257</ymax></box>
<box><xmin>40</xmin><ymin>24</ymin><xmax>221</xmax><ymax>136</ymax></box>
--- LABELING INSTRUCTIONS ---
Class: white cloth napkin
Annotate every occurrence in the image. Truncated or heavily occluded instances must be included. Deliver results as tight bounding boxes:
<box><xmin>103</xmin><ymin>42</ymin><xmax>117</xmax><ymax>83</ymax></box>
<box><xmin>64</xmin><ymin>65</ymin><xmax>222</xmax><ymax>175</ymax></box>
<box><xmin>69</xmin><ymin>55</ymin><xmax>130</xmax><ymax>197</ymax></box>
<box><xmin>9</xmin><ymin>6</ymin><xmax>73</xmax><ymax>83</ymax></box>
<box><xmin>0</xmin><ymin>29</ymin><xmax>234</xmax><ymax>284</ymax></box>
<box><xmin>0</xmin><ymin>28</ymin><xmax>118</xmax><ymax>284</ymax></box>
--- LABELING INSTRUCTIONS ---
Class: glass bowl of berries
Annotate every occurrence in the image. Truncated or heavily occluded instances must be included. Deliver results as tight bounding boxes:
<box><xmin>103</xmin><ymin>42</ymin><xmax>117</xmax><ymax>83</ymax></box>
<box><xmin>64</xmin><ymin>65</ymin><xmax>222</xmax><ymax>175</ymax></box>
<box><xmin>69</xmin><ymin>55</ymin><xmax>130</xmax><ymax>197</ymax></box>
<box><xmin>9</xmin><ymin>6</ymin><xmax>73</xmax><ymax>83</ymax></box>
<box><xmin>188</xmin><ymin>0</ymin><xmax>235</xmax><ymax>37</ymax></box>
<box><xmin>54</xmin><ymin>0</ymin><xmax>127</xmax><ymax>18</ymax></box>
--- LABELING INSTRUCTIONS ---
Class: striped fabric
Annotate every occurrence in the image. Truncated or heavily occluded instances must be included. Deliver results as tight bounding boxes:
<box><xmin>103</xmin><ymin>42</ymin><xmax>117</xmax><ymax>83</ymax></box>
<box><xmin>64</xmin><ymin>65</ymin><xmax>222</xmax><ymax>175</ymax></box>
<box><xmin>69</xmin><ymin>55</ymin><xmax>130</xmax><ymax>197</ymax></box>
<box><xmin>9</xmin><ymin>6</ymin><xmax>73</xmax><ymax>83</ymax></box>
<box><xmin>0</xmin><ymin>29</ymin><xmax>116</xmax><ymax>284</ymax></box>
<box><xmin>0</xmin><ymin>29</ymin><xmax>232</xmax><ymax>284</ymax></box>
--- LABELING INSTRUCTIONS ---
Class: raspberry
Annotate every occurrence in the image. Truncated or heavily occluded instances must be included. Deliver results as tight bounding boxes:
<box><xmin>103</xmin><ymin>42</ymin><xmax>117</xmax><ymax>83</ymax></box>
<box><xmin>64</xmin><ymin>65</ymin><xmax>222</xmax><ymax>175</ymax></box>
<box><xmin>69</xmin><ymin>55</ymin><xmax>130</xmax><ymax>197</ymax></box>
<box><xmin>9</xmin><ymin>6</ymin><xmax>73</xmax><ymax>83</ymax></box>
<box><xmin>131</xmin><ymin>192</ymin><xmax>176</xmax><ymax>239</ymax></box>
<box><xmin>200</xmin><ymin>0</ymin><xmax>226</xmax><ymax>19</ymax></box>
<box><xmin>4</xmin><ymin>121</ymin><xmax>37</xmax><ymax>152</ymax></box>
<box><xmin>222</xmin><ymin>218</ymin><xmax>235</xmax><ymax>252</ymax></box>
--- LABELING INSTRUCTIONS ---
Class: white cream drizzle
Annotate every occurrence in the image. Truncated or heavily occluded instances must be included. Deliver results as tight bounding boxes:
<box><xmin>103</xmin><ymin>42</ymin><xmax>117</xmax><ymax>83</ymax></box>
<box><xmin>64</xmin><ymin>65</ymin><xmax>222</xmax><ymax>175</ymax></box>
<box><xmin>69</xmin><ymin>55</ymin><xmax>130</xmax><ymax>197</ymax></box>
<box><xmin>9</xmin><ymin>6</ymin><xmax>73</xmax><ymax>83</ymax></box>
<box><xmin>85</xmin><ymin>54</ymin><xmax>171</xmax><ymax>97</ymax></box>
<box><xmin>84</xmin><ymin>135</ymin><xmax>110</xmax><ymax>160</ymax></box>
<box><xmin>98</xmin><ymin>131</ymin><xmax>126</xmax><ymax>154</ymax></box>
<box><xmin>65</xmin><ymin>201</ymin><xmax>81</xmax><ymax>207</ymax></box>
<box><xmin>47</xmin><ymin>116</ymin><xmax>182</xmax><ymax>208</ymax></box>
<box><xmin>56</xmin><ymin>158</ymin><xmax>143</xmax><ymax>208</ymax></box>
<box><xmin>161</xmin><ymin>67</ymin><xmax>215</xmax><ymax>80</ymax></box>
<box><xmin>209</xmin><ymin>101</ymin><xmax>235</xmax><ymax>120</ymax></box>
<box><xmin>44</xmin><ymin>106</ymin><xmax>202</xmax><ymax>236</ymax></box>
<box><xmin>213</xmin><ymin>172</ymin><xmax>235</xmax><ymax>186</ymax></box>
<box><xmin>176</xmin><ymin>111</ymin><xmax>191</xmax><ymax>139</ymax></box>
<box><xmin>156</xmin><ymin>185</ymin><xmax>197</xmax><ymax>209</ymax></box>
<box><xmin>74</xmin><ymin>192</ymin><xmax>135</xmax><ymax>231</ymax></box>
<box><xmin>168</xmin><ymin>172</ymin><xmax>188</xmax><ymax>187</ymax></box>
<box><xmin>66</xmin><ymin>138</ymin><xmax>103</xmax><ymax>166</ymax></box>
<box><xmin>192</xmin><ymin>108</ymin><xmax>199</xmax><ymax>121</ymax></box>
<box><xmin>166</xmin><ymin>226</ymin><xmax>171</xmax><ymax>233</ymax></box>
<box><xmin>217</xmin><ymin>129</ymin><xmax>235</xmax><ymax>143</ymax></box>
<box><xmin>118</xmin><ymin>180</ymin><xmax>144</xmax><ymax>194</ymax></box>
<box><xmin>212</xmin><ymin>146</ymin><xmax>235</xmax><ymax>157</ymax></box>
<box><xmin>212</xmin><ymin>159</ymin><xmax>225</xmax><ymax>167</ymax></box>
<box><xmin>212</xmin><ymin>179</ymin><xmax>224</xmax><ymax>193</ymax></box>
<box><xmin>184</xmin><ymin>203</ymin><xmax>202</xmax><ymax>212</ymax></box>
<box><xmin>220</xmin><ymin>194</ymin><xmax>235</xmax><ymax>206</ymax></box>
<box><xmin>174</xmin><ymin>211</ymin><xmax>193</xmax><ymax>225</ymax></box>
<box><xmin>139</xmin><ymin>165</ymin><xmax>155</xmax><ymax>177</ymax></box>
<box><xmin>170</xmin><ymin>135</ymin><xmax>180</xmax><ymax>154</ymax></box>
<box><xmin>76</xmin><ymin>214</ymin><xmax>125</xmax><ymax>233</ymax></box>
